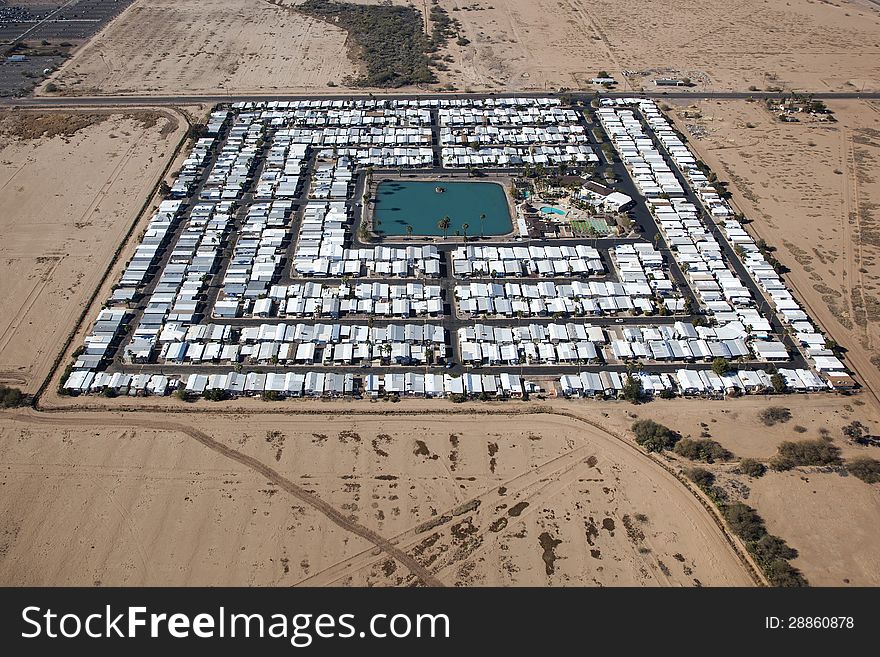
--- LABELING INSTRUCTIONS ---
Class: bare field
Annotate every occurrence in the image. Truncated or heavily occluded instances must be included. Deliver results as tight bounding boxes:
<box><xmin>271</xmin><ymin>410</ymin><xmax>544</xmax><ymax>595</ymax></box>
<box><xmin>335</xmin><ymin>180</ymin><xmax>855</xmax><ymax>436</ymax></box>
<box><xmin>666</xmin><ymin>99</ymin><xmax>880</xmax><ymax>408</ymax></box>
<box><xmin>433</xmin><ymin>0</ymin><xmax>880</xmax><ymax>92</ymax></box>
<box><xmin>0</xmin><ymin>109</ymin><xmax>186</xmax><ymax>392</ymax></box>
<box><xmin>41</xmin><ymin>0</ymin><xmax>880</xmax><ymax>96</ymax></box>
<box><xmin>573</xmin><ymin>395</ymin><xmax>880</xmax><ymax>585</ymax></box>
<box><xmin>43</xmin><ymin>0</ymin><xmax>358</xmax><ymax>96</ymax></box>
<box><xmin>0</xmin><ymin>410</ymin><xmax>755</xmax><ymax>586</ymax></box>
<box><xmin>2</xmin><ymin>395</ymin><xmax>878</xmax><ymax>586</ymax></box>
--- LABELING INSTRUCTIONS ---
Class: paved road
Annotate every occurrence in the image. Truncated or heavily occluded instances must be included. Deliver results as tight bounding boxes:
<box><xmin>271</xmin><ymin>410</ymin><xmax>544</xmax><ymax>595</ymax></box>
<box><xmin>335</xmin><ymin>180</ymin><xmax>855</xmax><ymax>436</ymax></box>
<box><xmin>3</xmin><ymin>89</ymin><xmax>880</xmax><ymax>109</ymax></box>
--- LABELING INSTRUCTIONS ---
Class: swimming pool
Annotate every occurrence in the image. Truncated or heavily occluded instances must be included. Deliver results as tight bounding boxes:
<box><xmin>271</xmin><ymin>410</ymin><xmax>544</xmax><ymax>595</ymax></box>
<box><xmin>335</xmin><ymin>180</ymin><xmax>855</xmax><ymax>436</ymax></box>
<box><xmin>540</xmin><ymin>206</ymin><xmax>566</xmax><ymax>216</ymax></box>
<box><xmin>373</xmin><ymin>180</ymin><xmax>513</xmax><ymax>237</ymax></box>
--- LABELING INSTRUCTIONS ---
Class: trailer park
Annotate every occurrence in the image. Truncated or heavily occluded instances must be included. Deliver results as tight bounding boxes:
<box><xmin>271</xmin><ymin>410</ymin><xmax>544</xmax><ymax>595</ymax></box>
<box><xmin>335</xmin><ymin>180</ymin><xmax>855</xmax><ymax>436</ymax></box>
<box><xmin>60</xmin><ymin>96</ymin><xmax>855</xmax><ymax>402</ymax></box>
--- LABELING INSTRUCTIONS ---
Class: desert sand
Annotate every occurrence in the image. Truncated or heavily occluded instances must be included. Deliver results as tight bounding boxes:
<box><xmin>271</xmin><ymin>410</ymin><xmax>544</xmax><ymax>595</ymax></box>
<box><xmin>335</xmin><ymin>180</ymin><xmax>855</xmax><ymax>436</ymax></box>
<box><xmin>1</xmin><ymin>393</ymin><xmax>878</xmax><ymax>586</ymax></box>
<box><xmin>43</xmin><ymin>0</ymin><xmax>358</xmax><ymax>96</ymax></box>
<box><xmin>0</xmin><ymin>109</ymin><xmax>188</xmax><ymax>393</ymax></box>
<box><xmin>0</xmin><ymin>408</ymin><xmax>756</xmax><ymax>586</ymax></box>
<box><xmin>42</xmin><ymin>0</ymin><xmax>880</xmax><ymax>96</ymax></box>
<box><xmin>666</xmin><ymin>99</ymin><xmax>880</xmax><ymax>409</ymax></box>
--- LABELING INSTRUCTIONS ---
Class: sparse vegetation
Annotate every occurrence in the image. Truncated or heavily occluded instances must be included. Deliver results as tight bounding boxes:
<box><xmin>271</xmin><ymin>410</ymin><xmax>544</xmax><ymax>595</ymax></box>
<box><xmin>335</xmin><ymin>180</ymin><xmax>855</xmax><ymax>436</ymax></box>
<box><xmin>770</xmin><ymin>440</ymin><xmax>842</xmax><ymax>471</ymax></box>
<box><xmin>0</xmin><ymin>384</ymin><xmax>25</xmax><ymax>407</ymax></box>
<box><xmin>846</xmin><ymin>457</ymin><xmax>880</xmax><ymax>484</ymax></box>
<box><xmin>203</xmin><ymin>388</ymin><xmax>229</xmax><ymax>402</ymax></box>
<box><xmin>842</xmin><ymin>420</ymin><xmax>875</xmax><ymax>446</ymax></box>
<box><xmin>719</xmin><ymin>502</ymin><xmax>806</xmax><ymax>586</ymax></box>
<box><xmin>759</xmin><ymin>406</ymin><xmax>791</xmax><ymax>426</ymax></box>
<box><xmin>674</xmin><ymin>438</ymin><xmax>733</xmax><ymax>463</ymax></box>
<box><xmin>685</xmin><ymin>466</ymin><xmax>715</xmax><ymax>490</ymax></box>
<box><xmin>738</xmin><ymin>458</ymin><xmax>767</xmax><ymax>478</ymax></box>
<box><xmin>173</xmin><ymin>388</ymin><xmax>194</xmax><ymax>402</ymax></box>
<box><xmin>299</xmin><ymin>0</ymin><xmax>448</xmax><ymax>88</ymax></box>
<box><xmin>632</xmin><ymin>419</ymin><xmax>679</xmax><ymax>452</ymax></box>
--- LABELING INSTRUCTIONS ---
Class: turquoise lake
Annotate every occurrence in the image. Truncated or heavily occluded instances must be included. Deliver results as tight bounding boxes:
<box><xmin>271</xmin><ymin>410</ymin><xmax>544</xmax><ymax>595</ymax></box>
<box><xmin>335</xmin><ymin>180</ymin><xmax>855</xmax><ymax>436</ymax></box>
<box><xmin>373</xmin><ymin>180</ymin><xmax>513</xmax><ymax>237</ymax></box>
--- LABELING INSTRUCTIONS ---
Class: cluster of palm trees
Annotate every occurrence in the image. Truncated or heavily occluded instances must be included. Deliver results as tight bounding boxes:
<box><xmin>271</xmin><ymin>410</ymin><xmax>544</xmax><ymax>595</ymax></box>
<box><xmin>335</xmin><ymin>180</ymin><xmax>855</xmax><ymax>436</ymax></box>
<box><xmin>431</xmin><ymin>212</ymin><xmax>487</xmax><ymax>242</ymax></box>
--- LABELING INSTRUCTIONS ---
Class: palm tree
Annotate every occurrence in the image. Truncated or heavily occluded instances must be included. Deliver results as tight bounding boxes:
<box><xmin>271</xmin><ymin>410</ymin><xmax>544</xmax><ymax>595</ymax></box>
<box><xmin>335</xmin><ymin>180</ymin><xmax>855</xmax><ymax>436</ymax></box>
<box><xmin>438</xmin><ymin>215</ymin><xmax>451</xmax><ymax>239</ymax></box>
<box><xmin>405</xmin><ymin>224</ymin><xmax>414</xmax><ymax>239</ymax></box>
<box><xmin>479</xmin><ymin>213</ymin><xmax>486</xmax><ymax>238</ymax></box>
<box><xmin>461</xmin><ymin>223</ymin><xmax>469</xmax><ymax>243</ymax></box>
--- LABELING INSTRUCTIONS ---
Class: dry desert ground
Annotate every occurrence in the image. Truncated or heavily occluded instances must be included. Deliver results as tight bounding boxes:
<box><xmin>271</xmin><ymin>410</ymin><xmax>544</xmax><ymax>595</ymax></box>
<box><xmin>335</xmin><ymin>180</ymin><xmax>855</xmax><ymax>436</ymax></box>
<box><xmin>666</xmin><ymin>99</ymin><xmax>880</xmax><ymax>407</ymax></box>
<box><xmin>40</xmin><ymin>0</ymin><xmax>880</xmax><ymax>96</ymax></box>
<box><xmin>0</xmin><ymin>109</ymin><xmax>189</xmax><ymax>393</ymax></box>
<box><xmin>1</xmin><ymin>395</ymin><xmax>878</xmax><ymax>586</ymax></box>
<box><xmin>41</xmin><ymin>0</ymin><xmax>358</xmax><ymax>96</ymax></box>
<box><xmin>0</xmin><ymin>408</ymin><xmax>757</xmax><ymax>586</ymax></box>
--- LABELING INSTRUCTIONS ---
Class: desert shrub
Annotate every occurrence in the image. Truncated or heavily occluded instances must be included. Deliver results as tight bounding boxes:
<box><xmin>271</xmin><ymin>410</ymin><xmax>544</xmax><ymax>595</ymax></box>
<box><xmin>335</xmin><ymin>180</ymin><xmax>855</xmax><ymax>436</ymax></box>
<box><xmin>685</xmin><ymin>467</ymin><xmax>715</xmax><ymax>490</ymax></box>
<box><xmin>846</xmin><ymin>457</ymin><xmax>880</xmax><ymax>484</ymax></box>
<box><xmin>770</xmin><ymin>440</ymin><xmax>841</xmax><ymax>471</ymax></box>
<box><xmin>763</xmin><ymin>559</ymin><xmax>808</xmax><ymax>587</ymax></box>
<box><xmin>173</xmin><ymin>388</ymin><xmax>194</xmax><ymax>402</ymax></box>
<box><xmin>759</xmin><ymin>406</ymin><xmax>791</xmax><ymax>426</ymax></box>
<box><xmin>203</xmin><ymin>388</ymin><xmax>229</xmax><ymax>402</ymax></box>
<box><xmin>299</xmin><ymin>0</ymin><xmax>438</xmax><ymax>87</ymax></box>
<box><xmin>842</xmin><ymin>421</ymin><xmax>873</xmax><ymax>446</ymax></box>
<box><xmin>0</xmin><ymin>384</ymin><xmax>25</xmax><ymax>407</ymax></box>
<box><xmin>631</xmin><ymin>419</ymin><xmax>679</xmax><ymax>452</ymax></box>
<box><xmin>738</xmin><ymin>458</ymin><xmax>767</xmax><ymax>478</ymax></box>
<box><xmin>721</xmin><ymin>502</ymin><xmax>766</xmax><ymax>542</ymax></box>
<box><xmin>261</xmin><ymin>390</ymin><xmax>281</xmax><ymax>402</ymax></box>
<box><xmin>792</xmin><ymin>425</ymin><xmax>807</xmax><ymax>433</ymax></box>
<box><xmin>712</xmin><ymin>491</ymin><xmax>807</xmax><ymax>586</ymax></box>
<box><xmin>674</xmin><ymin>438</ymin><xmax>733</xmax><ymax>463</ymax></box>
<box><xmin>752</xmin><ymin>534</ymin><xmax>798</xmax><ymax>563</ymax></box>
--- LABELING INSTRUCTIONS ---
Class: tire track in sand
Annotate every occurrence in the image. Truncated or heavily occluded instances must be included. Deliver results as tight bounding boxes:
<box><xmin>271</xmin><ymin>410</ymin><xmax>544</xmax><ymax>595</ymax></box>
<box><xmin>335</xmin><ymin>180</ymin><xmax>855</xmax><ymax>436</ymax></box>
<box><xmin>6</xmin><ymin>409</ymin><xmax>444</xmax><ymax>588</ymax></box>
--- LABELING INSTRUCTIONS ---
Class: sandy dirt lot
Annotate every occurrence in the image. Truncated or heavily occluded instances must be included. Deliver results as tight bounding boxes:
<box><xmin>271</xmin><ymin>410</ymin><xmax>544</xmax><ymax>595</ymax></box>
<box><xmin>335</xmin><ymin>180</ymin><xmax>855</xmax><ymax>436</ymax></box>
<box><xmin>569</xmin><ymin>394</ymin><xmax>880</xmax><ymax>585</ymax></box>
<box><xmin>0</xmin><ymin>109</ymin><xmax>187</xmax><ymax>393</ymax></box>
<box><xmin>746</xmin><ymin>469</ymin><xmax>880</xmax><ymax>586</ymax></box>
<box><xmin>0</xmin><ymin>409</ymin><xmax>755</xmax><ymax>586</ymax></box>
<box><xmin>43</xmin><ymin>0</ymin><xmax>358</xmax><ymax>96</ymax></box>
<box><xmin>2</xmin><ymin>394</ymin><xmax>878</xmax><ymax>586</ymax></box>
<box><xmin>665</xmin><ymin>99</ymin><xmax>880</xmax><ymax>408</ymax></box>
<box><xmin>434</xmin><ymin>0</ymin><xmax>880</xmax><ymax>92</ymax></box>
<box><xmin>42</xmin><ymin>0</ymin><xmax>880</xmax><ymax>96</ymax></box>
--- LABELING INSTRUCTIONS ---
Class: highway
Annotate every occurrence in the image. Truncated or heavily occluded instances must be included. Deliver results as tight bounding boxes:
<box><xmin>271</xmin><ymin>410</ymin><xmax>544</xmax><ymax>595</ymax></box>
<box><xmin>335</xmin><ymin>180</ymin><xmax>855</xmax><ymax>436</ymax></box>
<box><xmin>3</xmin><ymin>89</ymin><xmax>880</xmax><ymax>109</ymax></box>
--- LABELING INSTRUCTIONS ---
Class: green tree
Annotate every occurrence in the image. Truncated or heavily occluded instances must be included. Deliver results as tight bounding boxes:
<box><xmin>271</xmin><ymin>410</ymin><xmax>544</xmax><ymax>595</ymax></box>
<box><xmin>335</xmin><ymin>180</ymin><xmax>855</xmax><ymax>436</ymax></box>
<box><xmin>461</xmin><ymin>222</ymin><xmax>469</xmax><ymax>243</ymax></box>
<box><xmin>631</xmin><ymin>419</ymin><xmax>679</xmax><ymax>452</ymax></box>
<box><xmin>674</xmin><ymin>438</ymin><xmax>733</xmax><ymax>463</ymax></box>
<box><xmin>438</xmin><ymin>215</ymin><xmax>451</xmax><ymax>239</ymax></box>
<box><xmin>711</xmin><ymin>357</ymin><xmax>731</xmax><ymax>376</ymax></box>
<box><xmin>770</xmin><ymin>373</ymin><xmax>787</xmax><ymax>393</ymax></box>
<box><xmin>405</xmin><ymin>224</ymin><xmax>414</xmax><ymax>239</ymax></box>
<box><xmin>622</xmin><ymin>373</ymin><xmax>643</xmax><ymax>403</ymax></box>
